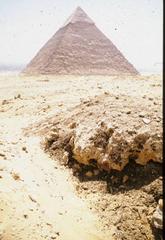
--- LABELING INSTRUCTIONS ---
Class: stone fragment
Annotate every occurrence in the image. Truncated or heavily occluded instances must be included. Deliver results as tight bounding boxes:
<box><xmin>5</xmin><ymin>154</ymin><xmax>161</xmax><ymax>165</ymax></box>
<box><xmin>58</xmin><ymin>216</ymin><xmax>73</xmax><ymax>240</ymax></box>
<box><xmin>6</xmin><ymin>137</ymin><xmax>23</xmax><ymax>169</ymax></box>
<box><xmin>139</xmin><ymin>112</ymin><xmax>145</xmax><ymax>117</ymax></box>
<box><xmin>22</xmin><ymin>146</ymin><xmax>28</xmax><ymax>152</ymax></box>
<box><xmin>2</xmin><ymin>100</ymin><xmax>8</xmax><ymax>105</ymax></box>
<box><xmin>152</xmin><ymin>200</ymin><xmax>163</xmax><ymax>229</ymax></box>
<box><xmin>14</xmin><ymin>94</ymin><xmax>21</xmax><ymax>99</ymax></box>
<box><xmin>149</xmin><ymin>97</ymin><xmax>153</xmax><ymax>101</ymax></box>
<box><xmin>85</xmin><ymin>171</ymin><xmax>93</xmax><ymax>177</ymax></box>
<box><xmin>158</xmin><ymin>199</ymin><xmax>163</xmax><ymax>210</ymax></box>
<box><xmin>62</xmin><ymin>151</ymin><xmax>69</xmax><ymax>165</ymax></box>
<box><xmin>69</xmin><ymin>122</ymin><xmax>77</xmax><ymax>129</ymax></box>
<box><xmin>0</xmin><ymin>152</ymin><xmax>5</xmax><ymax>157</ymax></box>
<box><xmin>142</xmin><ymin>118</ymin><xmax>151</xmax><ymax>124</ymax></box>
<box><xmin>122</xmin><ymin>175</ymin><xmax>129</xmax><ymax>183</ymax></box>
<box><xmin>93</xmin><ymin>169</ymin><xmax>100</xmax><ymax>176</ymax></box>
<box><xmin>11</xmin><ymin>172</ymin><xmax>21</xmax><ymax>181</ymax></box>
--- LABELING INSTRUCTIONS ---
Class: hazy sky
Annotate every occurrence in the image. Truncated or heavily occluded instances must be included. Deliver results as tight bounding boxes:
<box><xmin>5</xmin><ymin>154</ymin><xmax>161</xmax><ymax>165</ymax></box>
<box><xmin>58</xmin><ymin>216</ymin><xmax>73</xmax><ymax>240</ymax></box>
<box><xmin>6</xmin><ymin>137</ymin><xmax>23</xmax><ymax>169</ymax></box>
<box><xmin>0</xmin><ymin>0</ymin><xmax>163</xmax><ymax>73</ymax></box>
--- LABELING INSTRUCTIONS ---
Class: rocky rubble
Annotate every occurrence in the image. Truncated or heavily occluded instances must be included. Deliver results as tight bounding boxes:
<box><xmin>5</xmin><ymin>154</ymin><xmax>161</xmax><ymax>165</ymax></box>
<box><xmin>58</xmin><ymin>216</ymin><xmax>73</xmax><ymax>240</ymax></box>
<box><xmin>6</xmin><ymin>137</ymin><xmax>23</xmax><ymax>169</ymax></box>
<box><xmin>44</xmin><ymin>93</ymin><xmax>162</xmax><ymax>172</ymax></box>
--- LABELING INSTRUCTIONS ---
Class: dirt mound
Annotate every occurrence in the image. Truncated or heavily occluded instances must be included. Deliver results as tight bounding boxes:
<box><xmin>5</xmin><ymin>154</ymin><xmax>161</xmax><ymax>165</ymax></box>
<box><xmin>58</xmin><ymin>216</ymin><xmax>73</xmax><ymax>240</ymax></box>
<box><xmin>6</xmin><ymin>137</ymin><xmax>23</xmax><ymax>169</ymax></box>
<box><xmin>43</xmin><ymin>93</ymin><xmax>162</xmax><ymax>171</ymax></box>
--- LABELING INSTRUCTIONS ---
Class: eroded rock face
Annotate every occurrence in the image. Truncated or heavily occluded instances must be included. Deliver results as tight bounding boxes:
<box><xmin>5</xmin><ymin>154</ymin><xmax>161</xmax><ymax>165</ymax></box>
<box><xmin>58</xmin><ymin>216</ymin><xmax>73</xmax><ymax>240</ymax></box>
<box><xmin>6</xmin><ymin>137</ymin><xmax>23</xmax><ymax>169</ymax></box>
<box><xmin>43</xmin><ymin>93</ymin><xmax>162</xmax><ymax>172</ymax></box>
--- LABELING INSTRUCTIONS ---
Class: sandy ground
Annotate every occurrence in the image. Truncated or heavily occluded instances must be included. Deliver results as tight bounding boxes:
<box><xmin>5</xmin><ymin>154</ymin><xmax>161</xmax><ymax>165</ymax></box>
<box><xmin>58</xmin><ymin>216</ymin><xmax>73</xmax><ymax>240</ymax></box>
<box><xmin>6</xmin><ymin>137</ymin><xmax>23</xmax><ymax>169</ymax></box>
<box><xmin>0</xmin><ymin>73</ymin><xmax>162</xmax><ymax>239</ymax></box>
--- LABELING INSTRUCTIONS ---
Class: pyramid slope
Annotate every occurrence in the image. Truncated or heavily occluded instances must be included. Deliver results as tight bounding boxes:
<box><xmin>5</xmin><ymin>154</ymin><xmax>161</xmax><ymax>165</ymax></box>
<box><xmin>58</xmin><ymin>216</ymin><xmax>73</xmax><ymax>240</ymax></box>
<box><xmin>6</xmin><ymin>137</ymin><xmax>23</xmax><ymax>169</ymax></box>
<box><xmin>23</xmin><ymin>7</ymin><xmax>139</xmax><ymax>75</ymax></box>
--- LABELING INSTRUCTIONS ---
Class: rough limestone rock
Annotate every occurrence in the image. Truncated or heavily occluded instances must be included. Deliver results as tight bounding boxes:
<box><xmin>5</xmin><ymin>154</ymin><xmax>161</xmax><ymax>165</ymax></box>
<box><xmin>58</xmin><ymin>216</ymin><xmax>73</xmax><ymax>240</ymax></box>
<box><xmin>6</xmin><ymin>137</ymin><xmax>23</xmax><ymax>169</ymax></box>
<box><xmin>23</xmin><ymin>7</ymin><xmax>139</xmax><ymax>76</ymax></box>
<box><xmin>43</xmin><ymin>93</ymin><xmax>162</xmax><ymax>171</ymax></box>
<box><xmin>152</xmin><ymin>199</ymin><xmax>163</xmax><ymax>229</ymax></box>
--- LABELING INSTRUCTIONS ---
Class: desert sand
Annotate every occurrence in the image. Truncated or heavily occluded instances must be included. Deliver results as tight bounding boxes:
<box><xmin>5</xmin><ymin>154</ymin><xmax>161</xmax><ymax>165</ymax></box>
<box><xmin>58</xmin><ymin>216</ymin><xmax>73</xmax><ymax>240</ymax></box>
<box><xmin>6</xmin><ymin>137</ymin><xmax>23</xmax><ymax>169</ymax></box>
<box><xmin>0</xmin><ymin>73</ymin><xmax>162</xmax><ymax>240</ymax></box>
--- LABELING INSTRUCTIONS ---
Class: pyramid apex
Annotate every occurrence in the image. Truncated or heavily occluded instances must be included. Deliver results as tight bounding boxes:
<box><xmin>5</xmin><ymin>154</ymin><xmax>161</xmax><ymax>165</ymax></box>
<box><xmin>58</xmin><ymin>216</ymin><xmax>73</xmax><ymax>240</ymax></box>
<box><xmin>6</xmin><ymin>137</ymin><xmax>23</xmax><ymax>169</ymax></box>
<box><xmin>75</xmin><ymin>6</ymin><xmax>86</xmax><ymax>13</ymax></box>
<box><xmin>62</xmin><ymin>6</ymin><xmax>94</xmax><ymax>28</ymax></box>
<box><xmin>75</xmin><ymin>6</ymin><xmax>83</xmax><ymax>10</ymax></box>
<box><xmin>73</xmin><ymin>6</ymin><xmax>88</xmax><ymax>15</ymax></box>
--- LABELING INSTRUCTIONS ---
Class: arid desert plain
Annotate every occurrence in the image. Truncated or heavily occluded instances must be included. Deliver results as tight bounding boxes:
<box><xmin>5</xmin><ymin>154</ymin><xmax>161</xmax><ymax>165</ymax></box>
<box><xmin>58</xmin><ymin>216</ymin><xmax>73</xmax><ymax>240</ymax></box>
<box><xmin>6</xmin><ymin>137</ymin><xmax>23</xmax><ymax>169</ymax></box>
<box><xmin>0</xmin><ymin>73</ymin><xmax>162</xmax><ymax>240</ymax></box>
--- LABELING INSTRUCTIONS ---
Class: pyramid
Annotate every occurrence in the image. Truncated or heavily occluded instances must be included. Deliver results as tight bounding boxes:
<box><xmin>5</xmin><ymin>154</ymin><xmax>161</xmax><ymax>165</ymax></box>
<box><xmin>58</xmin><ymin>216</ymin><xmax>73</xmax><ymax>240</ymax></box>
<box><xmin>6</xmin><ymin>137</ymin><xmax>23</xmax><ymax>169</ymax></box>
<box><xmin>23</xmin><ymin>7</ymin><xmax>139</xmax><ymax>75</ymax></box>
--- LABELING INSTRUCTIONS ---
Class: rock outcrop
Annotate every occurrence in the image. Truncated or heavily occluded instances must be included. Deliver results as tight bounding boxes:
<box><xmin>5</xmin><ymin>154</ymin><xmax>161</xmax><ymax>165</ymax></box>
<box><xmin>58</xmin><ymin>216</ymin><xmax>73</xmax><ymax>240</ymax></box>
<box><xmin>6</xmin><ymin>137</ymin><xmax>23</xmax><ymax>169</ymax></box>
<box><xmin>44</xmin><ymin>93</ymin><xmax>162</xmax><ymax>171</ymax></box>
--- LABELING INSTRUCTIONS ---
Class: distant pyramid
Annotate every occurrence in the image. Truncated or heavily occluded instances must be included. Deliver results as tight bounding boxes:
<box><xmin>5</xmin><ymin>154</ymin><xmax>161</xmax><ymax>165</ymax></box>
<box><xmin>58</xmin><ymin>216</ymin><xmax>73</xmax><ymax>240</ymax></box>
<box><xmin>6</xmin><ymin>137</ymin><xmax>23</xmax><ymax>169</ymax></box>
<box><xmin>23</xmin><ymin>7</ymin><xmax>139</xmax><ymax>75</ymax></box>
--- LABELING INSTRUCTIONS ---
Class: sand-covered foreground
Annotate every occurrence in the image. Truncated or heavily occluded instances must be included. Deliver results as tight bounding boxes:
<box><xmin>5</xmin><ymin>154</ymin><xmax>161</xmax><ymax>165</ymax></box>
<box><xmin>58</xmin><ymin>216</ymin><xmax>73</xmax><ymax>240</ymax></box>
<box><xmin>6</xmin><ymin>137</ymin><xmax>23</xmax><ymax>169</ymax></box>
<box><xmin>0</xmin><ymin>73</ymin><xmax>162</xmax><ymax>240</ymax></box>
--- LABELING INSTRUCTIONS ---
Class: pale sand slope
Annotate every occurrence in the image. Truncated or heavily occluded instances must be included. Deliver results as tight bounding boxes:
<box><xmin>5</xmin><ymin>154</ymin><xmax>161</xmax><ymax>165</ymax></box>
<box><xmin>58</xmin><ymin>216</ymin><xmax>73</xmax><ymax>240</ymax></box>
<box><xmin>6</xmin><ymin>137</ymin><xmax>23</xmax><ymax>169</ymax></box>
<box><xmin>0</xmin><ymin>74</ymin><xmax>162</xmax><ymax>240</ymax></box>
